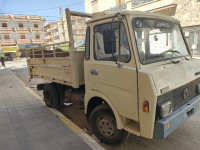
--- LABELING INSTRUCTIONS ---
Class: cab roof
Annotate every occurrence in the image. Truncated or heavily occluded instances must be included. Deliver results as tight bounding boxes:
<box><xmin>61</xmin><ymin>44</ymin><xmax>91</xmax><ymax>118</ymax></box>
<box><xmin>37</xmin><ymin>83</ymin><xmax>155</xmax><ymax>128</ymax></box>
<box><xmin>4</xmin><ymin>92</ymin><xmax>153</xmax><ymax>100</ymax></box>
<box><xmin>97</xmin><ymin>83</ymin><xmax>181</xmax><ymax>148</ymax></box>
<box><xmin>87</xmin><ymin>10</ymin><xmax>179</xmax><ymax>24</ymax></box>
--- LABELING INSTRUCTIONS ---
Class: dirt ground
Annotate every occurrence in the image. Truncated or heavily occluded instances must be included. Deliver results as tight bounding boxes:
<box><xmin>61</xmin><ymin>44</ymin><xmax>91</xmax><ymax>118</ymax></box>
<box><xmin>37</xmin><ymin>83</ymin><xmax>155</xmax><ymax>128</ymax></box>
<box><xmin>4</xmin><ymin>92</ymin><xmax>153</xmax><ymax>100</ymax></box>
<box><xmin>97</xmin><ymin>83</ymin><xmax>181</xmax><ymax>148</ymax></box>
<box><xmin>7</xmin><ymin>60</ymin><xmax>200</xmax><ymax>150</ymax></box>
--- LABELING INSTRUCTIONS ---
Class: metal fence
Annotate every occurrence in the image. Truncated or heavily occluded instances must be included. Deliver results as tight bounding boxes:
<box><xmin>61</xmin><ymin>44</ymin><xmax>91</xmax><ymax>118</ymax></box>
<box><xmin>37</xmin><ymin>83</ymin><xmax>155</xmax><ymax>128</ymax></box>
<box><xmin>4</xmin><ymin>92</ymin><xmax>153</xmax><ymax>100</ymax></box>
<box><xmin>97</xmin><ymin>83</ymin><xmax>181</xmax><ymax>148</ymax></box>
<box><xmin>107</xmin><ymin>2</ymin><xmax>127</xmax><ymax>13</ymax></box>
<box><xmin>132</xmin><ymin>0</ymin><xmax>154</xmax><ymax>7</ymax></box>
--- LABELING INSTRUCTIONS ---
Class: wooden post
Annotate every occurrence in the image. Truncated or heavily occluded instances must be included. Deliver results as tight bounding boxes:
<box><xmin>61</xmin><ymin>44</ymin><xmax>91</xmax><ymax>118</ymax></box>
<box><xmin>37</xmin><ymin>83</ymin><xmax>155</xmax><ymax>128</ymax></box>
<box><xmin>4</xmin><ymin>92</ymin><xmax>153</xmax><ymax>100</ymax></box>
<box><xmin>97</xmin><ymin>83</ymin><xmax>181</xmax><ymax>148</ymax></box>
<box><xmin>33</xmin><ymin>48</ymin><xmax>35</xmax><ymax>58</ymax></box>
<box><xmin>65</xmin><ymin>8</ymin><xmax>78</xmax><ymax>88</ymax></box>
<box><xmin>42</xmin><ymin>49</ymin><xmax>44</xmax><ymax>59</ymax></box>
<box><xmin>53</xmin><ymin>44</ymin><xmax>56</xmax><ymax>58</ymax></box>
<box><xmin>66</xmin><ymin>8</ymin><xmax>75</xmax><ymax>56</ymax></box>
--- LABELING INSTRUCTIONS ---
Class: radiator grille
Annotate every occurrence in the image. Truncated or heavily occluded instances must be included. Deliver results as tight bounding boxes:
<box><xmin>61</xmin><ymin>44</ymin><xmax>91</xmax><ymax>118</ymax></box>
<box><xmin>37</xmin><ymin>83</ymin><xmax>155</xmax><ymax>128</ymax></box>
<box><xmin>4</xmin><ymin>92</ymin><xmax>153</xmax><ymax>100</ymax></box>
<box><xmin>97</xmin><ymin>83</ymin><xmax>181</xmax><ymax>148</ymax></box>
<box><xmin>157</xmin><ymin>78</ymin><xmax>200</xmax><ymax>111</ymax></box>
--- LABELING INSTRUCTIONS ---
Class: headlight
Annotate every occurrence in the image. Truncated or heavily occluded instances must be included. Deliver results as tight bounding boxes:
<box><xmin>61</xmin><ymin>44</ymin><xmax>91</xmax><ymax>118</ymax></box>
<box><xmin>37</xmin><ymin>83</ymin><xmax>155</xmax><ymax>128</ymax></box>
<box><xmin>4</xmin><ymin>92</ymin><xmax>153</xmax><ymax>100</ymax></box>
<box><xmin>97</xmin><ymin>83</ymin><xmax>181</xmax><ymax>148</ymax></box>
<box><xmin>160</xmin><ymin>101</ymin><xmax>172</xmax><ymax>118</ymax></box>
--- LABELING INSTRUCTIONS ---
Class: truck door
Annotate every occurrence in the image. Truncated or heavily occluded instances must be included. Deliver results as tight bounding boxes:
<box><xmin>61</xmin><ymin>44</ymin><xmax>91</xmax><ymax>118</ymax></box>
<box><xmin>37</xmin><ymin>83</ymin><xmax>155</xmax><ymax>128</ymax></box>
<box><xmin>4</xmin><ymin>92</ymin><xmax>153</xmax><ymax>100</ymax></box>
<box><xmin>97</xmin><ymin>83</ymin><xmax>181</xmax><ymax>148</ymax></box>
<box><xmin>89</xmin><ymin>21</ymin><xmax>138</xmax><ymax>121</ymax></box>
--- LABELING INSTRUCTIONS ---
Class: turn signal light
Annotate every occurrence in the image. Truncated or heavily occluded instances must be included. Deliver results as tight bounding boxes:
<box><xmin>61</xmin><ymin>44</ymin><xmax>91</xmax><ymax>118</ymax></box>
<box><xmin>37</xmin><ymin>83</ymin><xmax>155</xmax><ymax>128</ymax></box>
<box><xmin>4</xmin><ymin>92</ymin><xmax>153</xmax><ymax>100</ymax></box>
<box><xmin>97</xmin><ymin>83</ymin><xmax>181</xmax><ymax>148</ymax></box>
<box><xmin>143</xmin><ymin>101</ymin><xmax>149</xmax><ymax>112</ymax></box>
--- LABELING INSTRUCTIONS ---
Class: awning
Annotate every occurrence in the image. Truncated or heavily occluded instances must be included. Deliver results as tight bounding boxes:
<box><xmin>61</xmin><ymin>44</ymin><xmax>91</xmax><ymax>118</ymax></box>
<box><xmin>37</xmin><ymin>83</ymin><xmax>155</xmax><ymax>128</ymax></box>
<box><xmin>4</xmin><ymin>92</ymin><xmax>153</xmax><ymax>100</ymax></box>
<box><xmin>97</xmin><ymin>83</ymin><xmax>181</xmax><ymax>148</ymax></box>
<box><xmin>149</xmin><ymin>4</ymin><xmax>177</xmax><ymax>16</ymax></box>
<box><xmin>2</xmin><ymin>46</ymin><xmax>18</xmax><ymax>53</ymax></box>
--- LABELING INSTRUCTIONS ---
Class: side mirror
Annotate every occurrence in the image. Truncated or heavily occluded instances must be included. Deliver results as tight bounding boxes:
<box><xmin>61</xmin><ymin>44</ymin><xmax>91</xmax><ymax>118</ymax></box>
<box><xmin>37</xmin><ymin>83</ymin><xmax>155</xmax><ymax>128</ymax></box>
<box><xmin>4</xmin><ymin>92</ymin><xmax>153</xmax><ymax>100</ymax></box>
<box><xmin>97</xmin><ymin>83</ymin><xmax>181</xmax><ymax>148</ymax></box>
<box><xmin>103</xmin><ymin>29</ymin><xmax>116</xmax><ymax>54</ymax></box>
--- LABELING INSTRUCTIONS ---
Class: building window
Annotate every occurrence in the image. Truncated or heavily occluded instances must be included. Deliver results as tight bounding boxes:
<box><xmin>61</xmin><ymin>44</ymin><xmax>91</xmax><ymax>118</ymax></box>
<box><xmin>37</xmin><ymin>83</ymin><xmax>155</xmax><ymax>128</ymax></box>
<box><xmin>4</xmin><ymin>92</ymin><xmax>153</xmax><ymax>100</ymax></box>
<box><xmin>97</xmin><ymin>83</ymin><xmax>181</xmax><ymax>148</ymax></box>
<box><xmin>2</xmin><ymin>23</ymin><xmax>7</xmax><ymax>27</ymax></box>
<box><xmin>21</xmin><ymin>34</ymin><xmax>25</xmax><ymax>39</ymax></box>
<box><xmin>34</xmin><ymin>24</ymin><xmax>38</xmax><ymax>28</ymax></box>
<box><xmin>4</xmin><ymin>35</ymin><xmax>9</xmax><ymax>39</ymax></box>
<box><xmin>132</xmin><ymin>0</ymin><xmax>154</xmax><ymax>7</ymax></box>
<box><xmin>19</xmin><ymin>23</ymin><xmax>24</xmax><ymax>28</ymax></box>
<box><xmin>35</xmin><ymin>34</ymin><xmax>40</xmax><ymax>39</ymax></box>
<box><xmin>116</xmin><ymin>0</ymin><xmax>125</xmax><ymax>5</ymax></box>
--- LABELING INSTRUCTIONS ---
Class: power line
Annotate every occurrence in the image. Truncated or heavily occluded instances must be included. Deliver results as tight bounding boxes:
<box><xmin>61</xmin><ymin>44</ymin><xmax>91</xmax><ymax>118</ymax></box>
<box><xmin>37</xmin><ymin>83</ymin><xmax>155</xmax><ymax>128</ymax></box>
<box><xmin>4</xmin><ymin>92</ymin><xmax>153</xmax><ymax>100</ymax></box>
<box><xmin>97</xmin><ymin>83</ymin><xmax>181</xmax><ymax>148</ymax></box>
<box><xmin>2</xmin><ymin>1</ymin><xmax>84</xmax><ymax>13</ymax></box>
<box><xmin>0</xmin><ymin>0</ymin><xmax>7</xmax><ymax>14</ymax></box>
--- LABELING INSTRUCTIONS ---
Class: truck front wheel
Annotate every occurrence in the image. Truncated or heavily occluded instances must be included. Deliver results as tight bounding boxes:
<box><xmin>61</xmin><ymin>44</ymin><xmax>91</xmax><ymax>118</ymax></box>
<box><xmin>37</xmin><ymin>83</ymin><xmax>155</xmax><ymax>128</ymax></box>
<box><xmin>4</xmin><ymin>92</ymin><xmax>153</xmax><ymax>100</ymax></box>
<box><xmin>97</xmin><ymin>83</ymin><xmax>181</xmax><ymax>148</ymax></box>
<box><xmin>89</xmin><ymin>104</ymin><xmax>128</xmax><ymax>145</ymax></box>
<box><xmin>43</xmin><ymin>83</ymin><xmax>58</xmax><ymax>108</ymax></box>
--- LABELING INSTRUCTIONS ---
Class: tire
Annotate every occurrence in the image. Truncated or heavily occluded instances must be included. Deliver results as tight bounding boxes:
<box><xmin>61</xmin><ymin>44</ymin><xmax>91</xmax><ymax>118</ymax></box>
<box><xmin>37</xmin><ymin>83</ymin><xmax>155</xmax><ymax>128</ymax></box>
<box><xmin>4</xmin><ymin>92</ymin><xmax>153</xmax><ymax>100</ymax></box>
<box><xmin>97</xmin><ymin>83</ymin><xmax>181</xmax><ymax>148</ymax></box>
<box><xmin>89</xmin><ymin>104</ymin><xmax>128</xmax><ymax>145</ymax></box>
<box><xmin>43</xmin><ymin>83</ymin><xmax>58</xmax><ymax>108</ymax></box>
<box><xmin>54</xmin><ymin>83</ymin><xmax>65</xmax><ymax>107</ymax></box>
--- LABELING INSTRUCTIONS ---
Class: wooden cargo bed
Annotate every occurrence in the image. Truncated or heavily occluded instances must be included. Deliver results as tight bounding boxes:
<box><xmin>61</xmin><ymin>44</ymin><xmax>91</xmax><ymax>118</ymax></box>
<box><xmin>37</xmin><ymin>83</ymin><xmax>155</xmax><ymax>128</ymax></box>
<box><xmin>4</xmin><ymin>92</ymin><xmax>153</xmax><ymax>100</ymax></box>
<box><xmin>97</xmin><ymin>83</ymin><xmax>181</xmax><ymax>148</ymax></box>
<box><xmin>26</xmin><ymin>44</ymin><xmax>85</xmax><ymax>88</ymax></box>
<box><xmin>26</xmin><ymin>9</ymin><xmax>92</xmax><ymax>88</ymax></box>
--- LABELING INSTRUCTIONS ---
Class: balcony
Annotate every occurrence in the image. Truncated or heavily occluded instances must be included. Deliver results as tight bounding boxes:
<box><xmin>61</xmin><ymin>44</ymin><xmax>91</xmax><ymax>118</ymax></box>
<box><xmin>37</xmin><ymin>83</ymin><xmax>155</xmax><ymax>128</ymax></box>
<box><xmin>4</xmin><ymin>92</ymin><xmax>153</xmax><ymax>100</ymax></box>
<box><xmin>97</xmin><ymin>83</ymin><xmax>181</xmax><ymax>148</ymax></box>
<box><xmin>17</xmin><ymin>39</ymin><xmax>32</xmax><ymax>45</ymax></box>
<box><xmin>130</xmin><ymin>0</ymin><xmax>176</xmax><ymax>15</ymax></box>
<box><xmin>28</xmin><ymin>16</ymin><xmax>42</xmax><ymax>22</ymax></box>
<box><xmin>46</xmin><ymin>28</ymin><xmax>51</xmax><ymax>32</ymax></box>
<box><xmin>52</xmin><ymin>26</ymin><xmax>58</xmax><ymax>30</ymax></box>
<box><xmin>0</xmin><ymin>28</ymin><xmax>15</xmax><ymax>34</ymax></box>
<box><xmin>31</xmin><ymin>28</ymin><xmax>44</xmax><ymax>32</ymax></box>
<box><xmin>45</xmin><ymin>36</ymin><xmax>52</xmax><ymax>40</ymax></box>
<box><xmin>132</xmin><ymin>0</ymin><xmax>154</xmax><ymax>7</ymax></box>
<box><xmin>73</xmin><ymin>24</ymin><xmax>87</xmax><ymax>30</ymax></box>
<box><xmin>13</xmin><ymin>15</ymin><xmax>28</xmax><ymax>21</ymax></box>
<box><xmin>32</xmin><ymin>39</ymin><xmax>45</xmax><ymax>44</ymax></box>
<box><xmin>15</xmin><ymin>28</ymin><xmax>30</xmax><ymax>33</ymax></box>
<box><xmin>53</xmin><ymin>32</ymin><xmax>59</xmax><ymax>37</ymax></box>
<box><xmin>108</xmin><ymin>2</ymin><xmax>127</xmax><ymax>13</ymax></box>
<box><xmin>0</xmin><ymin>39</ymin><xmax>16</xmax><ymax>46</ymax></box>
<box><xmin>0</xmin><ymin>15</ymin><xmax>10</xmax><ymax>21</ymax></box>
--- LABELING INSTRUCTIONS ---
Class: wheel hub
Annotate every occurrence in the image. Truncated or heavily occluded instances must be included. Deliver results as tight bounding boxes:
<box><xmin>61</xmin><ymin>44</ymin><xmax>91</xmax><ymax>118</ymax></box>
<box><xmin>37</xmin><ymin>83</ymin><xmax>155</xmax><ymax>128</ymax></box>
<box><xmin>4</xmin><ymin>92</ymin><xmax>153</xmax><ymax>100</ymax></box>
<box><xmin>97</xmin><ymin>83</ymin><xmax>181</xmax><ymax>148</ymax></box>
<box><xmin>98</xmin><ymin>116</ymin><xmax>116</xmax><ymax>137</ymax></box>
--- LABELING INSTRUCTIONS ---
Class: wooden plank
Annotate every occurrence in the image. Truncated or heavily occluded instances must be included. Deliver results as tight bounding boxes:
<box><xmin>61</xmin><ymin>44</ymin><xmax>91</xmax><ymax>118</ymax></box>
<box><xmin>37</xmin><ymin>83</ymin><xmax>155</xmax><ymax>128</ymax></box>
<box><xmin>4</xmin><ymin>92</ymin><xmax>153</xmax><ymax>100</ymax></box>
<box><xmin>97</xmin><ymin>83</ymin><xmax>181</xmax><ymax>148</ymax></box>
<box><xmin>69</xmin><ymin>11</ymin><xmax>92</xmax><ymax>18</ymax></box>
<box><xmin>66</xmin><ymin>8</ymin><xmax>80</xmax><ymax>88</ymax></box>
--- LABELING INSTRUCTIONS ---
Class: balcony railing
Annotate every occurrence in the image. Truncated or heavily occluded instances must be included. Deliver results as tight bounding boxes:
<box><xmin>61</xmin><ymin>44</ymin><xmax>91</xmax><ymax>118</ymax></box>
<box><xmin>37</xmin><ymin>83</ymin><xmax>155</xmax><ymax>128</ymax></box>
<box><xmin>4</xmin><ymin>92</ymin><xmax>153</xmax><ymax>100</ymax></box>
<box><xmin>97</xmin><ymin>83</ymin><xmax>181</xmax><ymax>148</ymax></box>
<box><xmin>17</xmin><ymin>39</ymin><xmax>32</xmax><ymax>45</ymax></box>
<box><xmin>13</xmin><ymin>15</ymin><xmax>28</xmax><ymax>21</ymax></box>
<box><xmin>32</xmin><ymin>39</ymin><xmax>45</xmax><ymax>44</ymax></box>
<box><xmin>0</xmin><ymin>39</ymin><xmax>16</xmax><ymax>46</ymax></box>
<box><xmin>0</xmin><ymin>15</ymin><xmax>10</xmax><ymax>21</ymax></box>
<box><xmin>45</xmin><ymin>36</ymin><xmax>52</xmax><ymax>40</ymax></box>
<box><xmin>0</xmin><ymin>28</ymin><xmax>14</xmax><ymax>33</ymax></box>
<box><xmin>14</xmin><ymin>15</ymin><xmax>27</xmax><ymax>19</ymax></box>
<box><xmin>108</xmin><ymin>2</ymin><xmax>127</xmax><ymax>13</ymax></box>
<box><xmin>27</xmin><ymin>16</ymin><xmax>43</xmax><ymax>22</ymax></box>
<box><xmin>132</xmin><ymin>0</ymin><xmax>154</xmax><ymax>7</ymax></box>
<box><xmin>29</xmin><ymin>16</ymin><xmax>42</xmax><ymax>20</ymax></box>
<box><xmin>15</xmin><ymin>28</ymin><xmax>30</xmax><ymax>33</ymax></box>
<box><xmin>31</xmin><ymin>28</ymin><xmax>43</xmax><ymax>32</ymax></box>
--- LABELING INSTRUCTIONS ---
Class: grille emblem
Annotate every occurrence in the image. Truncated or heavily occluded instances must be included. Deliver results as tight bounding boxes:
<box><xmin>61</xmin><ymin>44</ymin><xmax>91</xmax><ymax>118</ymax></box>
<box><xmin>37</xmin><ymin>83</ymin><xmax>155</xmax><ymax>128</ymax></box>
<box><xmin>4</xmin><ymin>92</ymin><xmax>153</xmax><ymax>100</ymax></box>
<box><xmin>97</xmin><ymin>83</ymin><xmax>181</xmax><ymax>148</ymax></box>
<box><xmin>183</xmin><ymin>88</ymin><xmax>189</xmax><ymax>99</ymax></box>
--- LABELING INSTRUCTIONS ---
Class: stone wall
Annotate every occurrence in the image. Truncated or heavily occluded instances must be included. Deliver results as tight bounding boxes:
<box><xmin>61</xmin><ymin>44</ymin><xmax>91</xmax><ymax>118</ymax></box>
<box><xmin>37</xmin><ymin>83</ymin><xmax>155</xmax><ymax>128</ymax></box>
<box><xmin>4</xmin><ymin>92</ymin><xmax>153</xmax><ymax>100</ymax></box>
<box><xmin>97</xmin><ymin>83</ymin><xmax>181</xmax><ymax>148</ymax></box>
<box><xmin>174</xmin><ymin>0</ymin><xmax>200</xmax><ymax>27</ymax></box>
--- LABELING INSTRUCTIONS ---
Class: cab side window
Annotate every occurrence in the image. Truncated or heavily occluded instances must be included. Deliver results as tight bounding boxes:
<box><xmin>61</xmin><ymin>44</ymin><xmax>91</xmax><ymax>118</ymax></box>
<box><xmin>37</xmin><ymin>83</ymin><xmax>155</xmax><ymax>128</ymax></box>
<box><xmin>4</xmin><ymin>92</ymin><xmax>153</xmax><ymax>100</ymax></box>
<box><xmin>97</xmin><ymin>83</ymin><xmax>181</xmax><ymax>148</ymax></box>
<box><xmin>94</xmin><ymin>22</ymin><xmax>130</xmax><ymax>62</ymax></box>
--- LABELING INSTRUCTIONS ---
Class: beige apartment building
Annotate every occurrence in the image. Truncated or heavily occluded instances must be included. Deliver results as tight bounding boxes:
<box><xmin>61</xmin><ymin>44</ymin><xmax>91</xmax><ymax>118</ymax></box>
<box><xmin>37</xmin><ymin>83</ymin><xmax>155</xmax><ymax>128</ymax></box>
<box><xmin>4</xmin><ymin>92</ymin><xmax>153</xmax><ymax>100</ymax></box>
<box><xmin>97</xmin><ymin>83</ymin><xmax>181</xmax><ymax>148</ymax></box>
<box><xmin>85</xmin><ymin>0</ymin><xmax>200</xmax><ymax>53</ymax></box>
<box><xmin>45</xmin><ymin>14</ymin><xmax>87</xmax><ymax>47</ymax></box>
<box><xmin>0</xmin><ymin>14</ymin><xmax>45</xmax><ymax>54</ymax></box>
<box><xmin>44</xmin><ymin>20</ymin><xmax>65</xmax><ymax>45</ymax></box>
<box><xmin>62</xmin><ymin>13</ymin><xmax>87</xmax><ymax>47</ymax></box>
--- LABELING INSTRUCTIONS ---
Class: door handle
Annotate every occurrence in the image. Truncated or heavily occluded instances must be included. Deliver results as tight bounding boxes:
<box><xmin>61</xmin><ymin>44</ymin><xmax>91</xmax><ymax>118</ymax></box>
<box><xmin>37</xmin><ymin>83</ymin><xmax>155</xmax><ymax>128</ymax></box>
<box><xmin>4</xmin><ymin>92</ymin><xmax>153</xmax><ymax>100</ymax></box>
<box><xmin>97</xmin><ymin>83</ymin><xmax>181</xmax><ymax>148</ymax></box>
<box><xmin>90</xmin><ymin>69</ymin><xmax>98</xmax><ymax>75</ymax></box>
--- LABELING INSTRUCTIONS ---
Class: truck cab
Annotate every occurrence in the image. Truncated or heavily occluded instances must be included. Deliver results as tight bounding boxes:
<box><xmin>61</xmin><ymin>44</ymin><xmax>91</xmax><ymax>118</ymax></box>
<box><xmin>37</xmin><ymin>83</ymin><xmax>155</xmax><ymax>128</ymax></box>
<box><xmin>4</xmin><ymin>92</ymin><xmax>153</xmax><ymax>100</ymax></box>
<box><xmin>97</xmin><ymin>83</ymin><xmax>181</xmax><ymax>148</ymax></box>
<box><xmin>84</xmin><ymin>11</ymin><xmax>200</xmax><ymax>144</ymax></box>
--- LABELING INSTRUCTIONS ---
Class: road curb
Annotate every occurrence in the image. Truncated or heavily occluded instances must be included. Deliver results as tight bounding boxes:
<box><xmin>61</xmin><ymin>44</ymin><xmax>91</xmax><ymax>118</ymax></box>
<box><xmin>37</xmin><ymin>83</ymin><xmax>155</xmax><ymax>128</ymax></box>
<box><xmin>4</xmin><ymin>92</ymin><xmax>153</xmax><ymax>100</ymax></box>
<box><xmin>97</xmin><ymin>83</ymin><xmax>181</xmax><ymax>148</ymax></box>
<box><xmin>9</xmin><ymin>68</ymin><xmax>105</xmax><ymax>150</ymax></box>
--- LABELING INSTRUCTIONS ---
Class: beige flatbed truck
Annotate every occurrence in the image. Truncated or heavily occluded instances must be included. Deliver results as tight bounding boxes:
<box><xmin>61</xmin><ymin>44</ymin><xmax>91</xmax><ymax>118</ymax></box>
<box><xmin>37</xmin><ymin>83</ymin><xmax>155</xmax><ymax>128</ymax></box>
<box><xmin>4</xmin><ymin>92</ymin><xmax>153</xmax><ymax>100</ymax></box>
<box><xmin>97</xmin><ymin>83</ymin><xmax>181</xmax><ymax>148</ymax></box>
<box><xmin>26</xmin><ymin>8</ymin><xmax>200</xmax><ymax>145</ymax></box>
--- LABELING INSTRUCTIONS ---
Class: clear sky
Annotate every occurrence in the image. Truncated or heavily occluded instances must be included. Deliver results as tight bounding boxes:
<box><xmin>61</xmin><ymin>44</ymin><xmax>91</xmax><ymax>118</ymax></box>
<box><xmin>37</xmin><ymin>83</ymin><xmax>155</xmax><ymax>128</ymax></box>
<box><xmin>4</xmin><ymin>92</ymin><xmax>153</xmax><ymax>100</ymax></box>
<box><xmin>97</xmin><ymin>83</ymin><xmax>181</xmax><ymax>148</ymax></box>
<box><xmin>0</xmin><ymin>0</ymin><xmax>85</xmax><ymax>22</ymax></box>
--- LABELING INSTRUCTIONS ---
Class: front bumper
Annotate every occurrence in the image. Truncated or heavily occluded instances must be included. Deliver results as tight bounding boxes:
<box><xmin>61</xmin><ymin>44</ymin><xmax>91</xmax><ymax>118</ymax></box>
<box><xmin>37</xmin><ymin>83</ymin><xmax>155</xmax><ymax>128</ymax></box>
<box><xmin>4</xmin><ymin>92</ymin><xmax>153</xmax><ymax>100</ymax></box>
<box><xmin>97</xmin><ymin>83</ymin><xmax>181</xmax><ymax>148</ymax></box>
<box><xmin>154</xmin><ymin>94</ymin><xmax>200</xmax><ymax>139</ymax></box>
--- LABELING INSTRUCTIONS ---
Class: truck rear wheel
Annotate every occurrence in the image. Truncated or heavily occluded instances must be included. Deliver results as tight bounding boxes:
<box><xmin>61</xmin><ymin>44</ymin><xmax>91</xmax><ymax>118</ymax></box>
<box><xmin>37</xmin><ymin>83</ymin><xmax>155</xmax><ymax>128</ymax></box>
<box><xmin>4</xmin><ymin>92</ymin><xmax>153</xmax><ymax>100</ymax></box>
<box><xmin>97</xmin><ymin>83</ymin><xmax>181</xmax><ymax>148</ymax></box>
<box><xmin>43</xmin><ymin>83</ymin><xmax>58</xmax><ymax>108</ymax></box>
<box><xmin>54</xmin><ymin>83</ymin><xmax>65</xmax><ymax>107</ymax></box>
<box><xmin>89</xmin><ymin>104</ymin><xmax>128</xmax><ymax>145</ymax></box>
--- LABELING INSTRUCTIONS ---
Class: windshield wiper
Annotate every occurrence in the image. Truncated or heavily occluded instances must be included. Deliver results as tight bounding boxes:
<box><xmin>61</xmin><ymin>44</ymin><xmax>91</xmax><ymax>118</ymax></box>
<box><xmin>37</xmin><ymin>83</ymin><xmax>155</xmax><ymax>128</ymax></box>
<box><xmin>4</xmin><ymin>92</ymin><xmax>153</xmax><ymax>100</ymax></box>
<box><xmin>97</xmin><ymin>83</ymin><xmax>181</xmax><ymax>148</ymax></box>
<box><xmin>161</xmin><ymin>50</ymin><xmax>190</xmax><ymax>61</ymax></box>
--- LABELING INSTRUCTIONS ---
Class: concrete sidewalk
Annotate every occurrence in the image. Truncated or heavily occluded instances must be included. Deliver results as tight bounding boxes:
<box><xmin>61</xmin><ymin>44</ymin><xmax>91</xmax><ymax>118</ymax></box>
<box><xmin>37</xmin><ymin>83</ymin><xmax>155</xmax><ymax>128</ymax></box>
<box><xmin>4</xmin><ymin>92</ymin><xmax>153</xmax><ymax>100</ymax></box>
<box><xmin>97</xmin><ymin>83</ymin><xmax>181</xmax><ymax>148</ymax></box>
<box><xmin>0</xmin><ymin>68</ymin><xmax>94</xmax><ymax>150</ymax></box>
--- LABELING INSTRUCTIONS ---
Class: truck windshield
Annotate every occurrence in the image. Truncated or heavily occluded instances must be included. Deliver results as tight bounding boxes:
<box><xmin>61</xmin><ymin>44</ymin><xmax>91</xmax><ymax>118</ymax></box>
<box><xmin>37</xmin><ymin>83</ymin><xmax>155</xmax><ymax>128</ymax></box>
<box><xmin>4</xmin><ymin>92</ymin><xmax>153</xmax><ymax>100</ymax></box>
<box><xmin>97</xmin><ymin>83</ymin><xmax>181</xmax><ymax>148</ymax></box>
<box><xmin>132</xmin><ymin>17</ymin><xmax>189</xmax><ymax>64</ymax></box>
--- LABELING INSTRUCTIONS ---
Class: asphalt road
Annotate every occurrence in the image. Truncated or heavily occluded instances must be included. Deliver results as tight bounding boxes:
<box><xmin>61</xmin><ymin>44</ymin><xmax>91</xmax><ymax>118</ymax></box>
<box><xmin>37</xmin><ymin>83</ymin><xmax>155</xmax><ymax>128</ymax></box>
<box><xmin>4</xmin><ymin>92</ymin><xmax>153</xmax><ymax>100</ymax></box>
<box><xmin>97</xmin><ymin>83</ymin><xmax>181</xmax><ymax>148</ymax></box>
<box><xmin>6</xmin><ymin>60</ymin><xmax>200</xmax><ymax>150</ymax></box>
